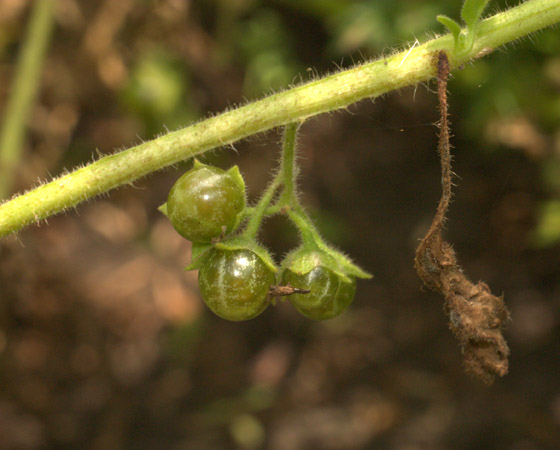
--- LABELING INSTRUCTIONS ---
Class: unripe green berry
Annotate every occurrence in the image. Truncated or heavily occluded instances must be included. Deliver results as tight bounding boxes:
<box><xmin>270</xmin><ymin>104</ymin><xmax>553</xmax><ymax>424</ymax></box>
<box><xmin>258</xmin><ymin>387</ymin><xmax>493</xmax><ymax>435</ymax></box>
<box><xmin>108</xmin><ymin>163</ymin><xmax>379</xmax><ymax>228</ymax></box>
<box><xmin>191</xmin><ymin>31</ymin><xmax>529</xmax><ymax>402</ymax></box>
<box><xmin>198</xmin><ymin>248</ymin><xmax>276</xmax><ymax>321</ymax></box>
<box><xmin>167</xmin><ymin>163</ymin><xmax>245</xmax><ymax>243</ymax></box>
<box><xmin>282</xmin><ymin>265</ymin><xmax>356</xmax><ymax>320</ymax></box>
<box><xmin>280</xmin><ymin>249</ymin><xmax>359</xmax><ymax>320</ymax></box>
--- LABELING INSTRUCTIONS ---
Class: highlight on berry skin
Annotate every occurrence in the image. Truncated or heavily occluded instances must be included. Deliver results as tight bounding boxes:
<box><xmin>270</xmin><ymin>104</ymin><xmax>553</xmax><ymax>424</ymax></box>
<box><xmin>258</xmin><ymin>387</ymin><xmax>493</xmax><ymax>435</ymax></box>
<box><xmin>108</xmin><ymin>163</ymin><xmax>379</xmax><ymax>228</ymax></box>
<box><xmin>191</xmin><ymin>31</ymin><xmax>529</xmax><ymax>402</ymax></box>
<box><xmin>198</xmin><ymin>247</ymin><xmax>276</xmax><ymax>321</ymax></box>
<box><xmin>166</xmin><ymin>161</ymin><xmax>246</xmax><ymax>243</ymax></box>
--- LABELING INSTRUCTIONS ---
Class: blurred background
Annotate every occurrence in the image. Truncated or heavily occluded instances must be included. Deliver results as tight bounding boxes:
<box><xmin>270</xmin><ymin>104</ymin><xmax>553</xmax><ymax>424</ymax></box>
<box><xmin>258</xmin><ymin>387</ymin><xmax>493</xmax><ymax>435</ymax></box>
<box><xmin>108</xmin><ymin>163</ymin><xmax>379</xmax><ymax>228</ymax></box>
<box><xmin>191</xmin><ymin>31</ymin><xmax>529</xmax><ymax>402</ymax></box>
<box><xmin>1</xmin><ymin>0</ymin><xmax>559</xmax><ymax>449</ymax></box>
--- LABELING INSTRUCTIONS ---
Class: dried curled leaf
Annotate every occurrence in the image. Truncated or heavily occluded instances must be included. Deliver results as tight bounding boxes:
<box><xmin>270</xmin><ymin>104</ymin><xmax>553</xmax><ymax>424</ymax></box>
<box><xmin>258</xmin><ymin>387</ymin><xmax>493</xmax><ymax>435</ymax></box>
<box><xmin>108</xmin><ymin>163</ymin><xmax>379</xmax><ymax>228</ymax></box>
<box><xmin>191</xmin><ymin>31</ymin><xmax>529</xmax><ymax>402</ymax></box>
<box><xmin>414</xmin><ymin>51</ymin><xmax>510</xmax><ymax>385</ymax></box>
<box><xmin>415</xmin><ymin>233</ymin><xmax>510</xmax><ymax>384</ymax></box>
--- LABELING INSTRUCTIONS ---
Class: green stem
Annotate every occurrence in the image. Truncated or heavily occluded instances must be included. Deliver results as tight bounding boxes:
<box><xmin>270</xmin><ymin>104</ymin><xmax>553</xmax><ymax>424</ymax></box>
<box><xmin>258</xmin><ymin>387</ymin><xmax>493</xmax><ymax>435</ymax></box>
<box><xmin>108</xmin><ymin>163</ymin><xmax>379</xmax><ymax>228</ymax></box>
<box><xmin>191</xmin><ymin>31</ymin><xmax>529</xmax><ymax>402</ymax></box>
<box><xmin>287</xmin><ymin>208</ymin><xmax>325</xmax><ymax>250</ymax></box>
<box><xmin>243</xmin><ymin>122</ymin><xmax>301</xmax><ymax>239</ymax></box>
<box><xmin>276</xmin><ymin>122</ymin><xmax>325</xmax><ymax>249</ymax></box>
<box><xmin>243</xmin><ymin>205</ymin><xmax>284</xmax><ymax>219</ymax></box>
<box><xmin>1</xmin><ymin>0</ymin><xmax>559</xmax><ymax>237</ymax></box>
<box><xmin>279</xmin><ymin>125</ymin><xmax>371</xmax><ymax>279</ymax></box>
<box><xmin>277</xmin><ymin>123</ymin><xmax>300</xmax><ymax>207</ymax></box>
<box><xmin>0</xmin><ymin>0</ymin><xmax>56</xmax><ymax>198</ymax></box>
<box><xmin>242</xmin><ymin>175</ymin><xmax>282</xmax><ymax>240</ymax></box>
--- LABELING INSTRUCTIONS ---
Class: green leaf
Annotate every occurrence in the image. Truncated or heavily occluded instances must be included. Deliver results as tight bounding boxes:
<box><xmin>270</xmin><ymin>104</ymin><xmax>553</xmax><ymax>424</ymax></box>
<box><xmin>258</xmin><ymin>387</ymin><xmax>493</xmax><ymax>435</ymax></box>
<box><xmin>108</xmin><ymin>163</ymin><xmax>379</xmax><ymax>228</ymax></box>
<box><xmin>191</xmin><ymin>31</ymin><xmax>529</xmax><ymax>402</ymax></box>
<box><xmin>437</xmin><ymin>15</ymin><xmax>462</xmax><ymax>47</ymax></box>
<box><xmin>461</xmin><ymin>0</ymin><xmax>491</xmax><ymax>29</ymax></box>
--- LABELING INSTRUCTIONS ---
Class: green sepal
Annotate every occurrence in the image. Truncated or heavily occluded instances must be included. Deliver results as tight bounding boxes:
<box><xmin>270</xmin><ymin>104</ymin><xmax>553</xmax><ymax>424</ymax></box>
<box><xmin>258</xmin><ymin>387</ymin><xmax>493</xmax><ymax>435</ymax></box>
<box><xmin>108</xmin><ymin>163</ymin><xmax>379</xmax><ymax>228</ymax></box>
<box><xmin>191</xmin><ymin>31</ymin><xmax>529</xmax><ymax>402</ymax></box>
<box><xmin>461</xmin><ymin>0</ymin><xmax>490</xmax><ymax>30</ymax></box>
<box><xmin>226</xmin><ymin>165</ymin><xmax>247</xmax><ymax>232</ymax></box>
<box><xmin>192</xmin><ymin>158</ymin><xmax>205</xmax><ymax>170</ymax></box>
<box><xmin>436</xmin><ymin>15</ymin><xmax>462</xmax><ymax>48</ymax></box>
<box><xmin>282</xmin><ymin>246</ymin><xmax>372</xmax><ymax>282</ymax></box>
<box><xmin>226</xmin><ymin>165</ymin><xmax>246</xmax><ymax>196</ymax></box>
<box><xmin>158</xmin><ymin>202</ymin><xmax>168</xmax><ymax>217</ymax></box>
<box><xmin>283</xmin><ymin>247</ymin><xmax>341</xmax><ymax>276</ymax></box>
<box><xmin>330</xmin><ymin>248</ymin><xmax>373</xmax><ymax>280</ymax></box>
<box><xmin>185</xmin><ymin>242</ymin><xmax>214</xmax><ymax>271</ymax></box>
<box><xmin>214</xmin><ymin>238</ymin><xmax>278</xmax><ymax>274</ymax></box>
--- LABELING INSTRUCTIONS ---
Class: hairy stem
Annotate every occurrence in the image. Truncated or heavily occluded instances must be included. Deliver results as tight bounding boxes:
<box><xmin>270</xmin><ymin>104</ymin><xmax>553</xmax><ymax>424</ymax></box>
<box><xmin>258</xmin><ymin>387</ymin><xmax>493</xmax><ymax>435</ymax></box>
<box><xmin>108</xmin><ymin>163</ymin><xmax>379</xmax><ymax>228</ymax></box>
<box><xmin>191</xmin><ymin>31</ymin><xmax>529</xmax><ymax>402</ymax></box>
<box><xmin>1</xmin><ymin>0</ymin><xmax>559</xmax><ymax>237</ymax></box>
<box><xmin>242</xmin><ymin>175</ymin><xmax>282</xmax><ymax>241</ymax></box>
<box><xmin>278</xmin><ymin>122</ymin><xmax>300</xmax><ymax>207</ymax></box>
<box><xmin>277</xmin><ymin>123</ymin><xmax>327</xmax><ymax>250</ymax></box>
<box><xmin>287</xmin><ymin>208</ymin><xmax>326</xmax><ymax>251</ymax></box>
<box><xmin>0</xmin><ymin>0</ymin><xmax>55</xmax><ymax>198</ymax></box>
<box><xmin>243</xmin><ymin>122</ymin><xmax>300</xmax><ymax>239</ymax></box>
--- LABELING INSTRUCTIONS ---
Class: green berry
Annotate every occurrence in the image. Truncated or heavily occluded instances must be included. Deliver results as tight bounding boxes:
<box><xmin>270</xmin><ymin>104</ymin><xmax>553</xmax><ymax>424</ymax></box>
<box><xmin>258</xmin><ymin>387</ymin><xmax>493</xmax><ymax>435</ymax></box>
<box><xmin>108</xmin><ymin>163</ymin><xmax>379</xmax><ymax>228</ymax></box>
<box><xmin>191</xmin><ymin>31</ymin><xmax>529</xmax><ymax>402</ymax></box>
<box><xmin>282</xmin><ymin>265</ymin><xmax>356</xmax><ymax>320</ymax></box>
<box><xmin>280</xmin><ymin>249</ymin><xmax>360</xmax><ymax>320</ymax></box>
<box><xmin>198</xmin><ymin>248</ymin><xmax>276</xmax><ymax>321</ymax></box>
<box><xmin>167</xmin><ymin>162</ymin><xmax>245</xmax><ymax>243</ymax></box>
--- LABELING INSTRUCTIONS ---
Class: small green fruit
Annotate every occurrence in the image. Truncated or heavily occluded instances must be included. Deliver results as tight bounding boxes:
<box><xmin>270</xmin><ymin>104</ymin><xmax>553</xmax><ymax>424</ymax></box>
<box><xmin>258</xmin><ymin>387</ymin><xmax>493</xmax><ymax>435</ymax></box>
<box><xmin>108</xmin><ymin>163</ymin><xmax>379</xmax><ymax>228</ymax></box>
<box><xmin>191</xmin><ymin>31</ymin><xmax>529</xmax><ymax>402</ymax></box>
<box><xmin>167</xmin><ymin>162</ymin><xmax>245</xmax><ymax>243</ymax></box>
<box><xmin>282</xmin><ymin>265</ymin><xmax>356</xmax><ymax>320</ymax></box>
<box><xmin>198</xmin><ymin>248</ymin><xmax>276</xmax><ymax>321</ymax></box>
<box><xmin>280</xmin><ymin>248</ymin><xmax>361</xmax><ymax>320</ymax></box>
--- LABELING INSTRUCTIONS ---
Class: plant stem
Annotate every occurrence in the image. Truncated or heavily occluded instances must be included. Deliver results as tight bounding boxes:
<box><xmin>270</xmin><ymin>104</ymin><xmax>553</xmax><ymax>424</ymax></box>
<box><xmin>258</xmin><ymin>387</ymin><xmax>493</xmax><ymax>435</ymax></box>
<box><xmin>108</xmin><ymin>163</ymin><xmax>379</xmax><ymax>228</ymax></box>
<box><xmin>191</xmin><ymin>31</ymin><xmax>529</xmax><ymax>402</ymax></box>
<box><xmin>0</xmin><ymin>0</ymin><xmax>56</xmax><ymax>198</ymax></box>
<box><xmin>276</xmin><ymin>122</ymin><xmax>326</xmax><ymax>250</ymax></box>
<box><xmin>287</xmin><ymin>208</ymin><xmax>325</xmax><ymax>250</ymax></box>
<box><xmin>243</xmin><ymin>122</ymin><xmax>301</xmax><ymax>239</ymax></box>
<box><xmin>242</xmin><ymin>175</ymin><xmax>282</xmax><ymax>241</ymax></box>
<box><xmin>1</xmin><ymin>0</ymin><xmax>559</xmax><ymax>238</ymax></box>
<box><xmin>277</xmin><ymin>123</ymin><xmax>300</xmax><ymax>206</ymax></box>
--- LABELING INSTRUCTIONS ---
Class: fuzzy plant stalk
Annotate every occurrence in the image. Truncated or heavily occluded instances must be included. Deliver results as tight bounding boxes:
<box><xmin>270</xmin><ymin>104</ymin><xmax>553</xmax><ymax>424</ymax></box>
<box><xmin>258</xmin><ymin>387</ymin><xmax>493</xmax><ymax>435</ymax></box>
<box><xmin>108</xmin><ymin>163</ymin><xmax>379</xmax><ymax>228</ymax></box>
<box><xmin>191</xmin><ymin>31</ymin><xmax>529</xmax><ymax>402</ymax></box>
<box><xmin>0</xmin><ymin>0</ymin><xmax>56</xmax><ymax>198</ymax></box>
<box><xmin>275</xmin><ymin>124</ymin><xmax>333</xmax><ymax>252</ymax></box>
<box><xmin>1</xmin><ymin>0</ymin><xmax>560</xmax><ymax>238</ymax></box>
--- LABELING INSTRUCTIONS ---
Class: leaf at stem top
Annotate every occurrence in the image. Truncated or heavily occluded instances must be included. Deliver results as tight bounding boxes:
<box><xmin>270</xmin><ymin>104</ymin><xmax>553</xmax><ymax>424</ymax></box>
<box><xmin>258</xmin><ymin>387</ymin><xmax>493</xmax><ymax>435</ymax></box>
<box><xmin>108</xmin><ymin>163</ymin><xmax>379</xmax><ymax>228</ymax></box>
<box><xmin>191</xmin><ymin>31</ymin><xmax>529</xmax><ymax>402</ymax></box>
<box><xmin>436</xmin><ymin>15</ymin><xmax>462</xmax><ymax>47</ymax></box>
<box><xmin>461</xmin><ymin>0</ymin><xmax>491</xmax><ymax>30</ymax></box>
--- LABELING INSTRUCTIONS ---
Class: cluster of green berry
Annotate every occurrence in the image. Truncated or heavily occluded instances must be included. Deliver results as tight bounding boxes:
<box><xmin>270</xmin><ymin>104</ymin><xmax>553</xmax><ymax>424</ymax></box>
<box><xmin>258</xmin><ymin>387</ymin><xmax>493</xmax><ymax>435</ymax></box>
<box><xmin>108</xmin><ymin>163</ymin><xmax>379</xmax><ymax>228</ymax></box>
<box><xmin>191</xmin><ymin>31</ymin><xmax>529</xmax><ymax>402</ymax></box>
<box><xmin>160</xmin><ymin>124</ymin><xmax>371</xmax><ymax>321</ymax></box>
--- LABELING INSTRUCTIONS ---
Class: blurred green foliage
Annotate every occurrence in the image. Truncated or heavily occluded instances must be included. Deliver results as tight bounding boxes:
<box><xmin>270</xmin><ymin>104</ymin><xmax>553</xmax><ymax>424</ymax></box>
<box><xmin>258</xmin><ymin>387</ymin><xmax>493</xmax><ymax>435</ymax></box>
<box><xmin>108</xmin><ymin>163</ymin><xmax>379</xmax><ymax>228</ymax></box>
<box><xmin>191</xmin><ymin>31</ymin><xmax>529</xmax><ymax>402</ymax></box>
<box><xmin>532</xmin><ymin>199</ymin><xmax>560</xmax><ymax>247</ymax></box>
<box><xmin>120</xmin><ymin>50</ymin><xmax>198</xmax><ymax>134</ymax></box>
<box><xmin>237</xmin><ymin>9</ymin><xmax>302</xmax><ymax>96</ymax></box>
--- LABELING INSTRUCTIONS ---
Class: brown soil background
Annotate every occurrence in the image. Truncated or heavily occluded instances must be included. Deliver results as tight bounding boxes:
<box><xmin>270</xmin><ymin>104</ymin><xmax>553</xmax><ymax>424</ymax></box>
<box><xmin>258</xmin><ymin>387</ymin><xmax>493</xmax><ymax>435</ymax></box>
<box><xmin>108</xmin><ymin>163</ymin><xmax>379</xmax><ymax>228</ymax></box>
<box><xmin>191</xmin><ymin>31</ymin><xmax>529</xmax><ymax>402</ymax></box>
<box><xmin>1</xmin><ymin>1</ymin><xmax>559</xmax><ymax>449</ymax></box>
